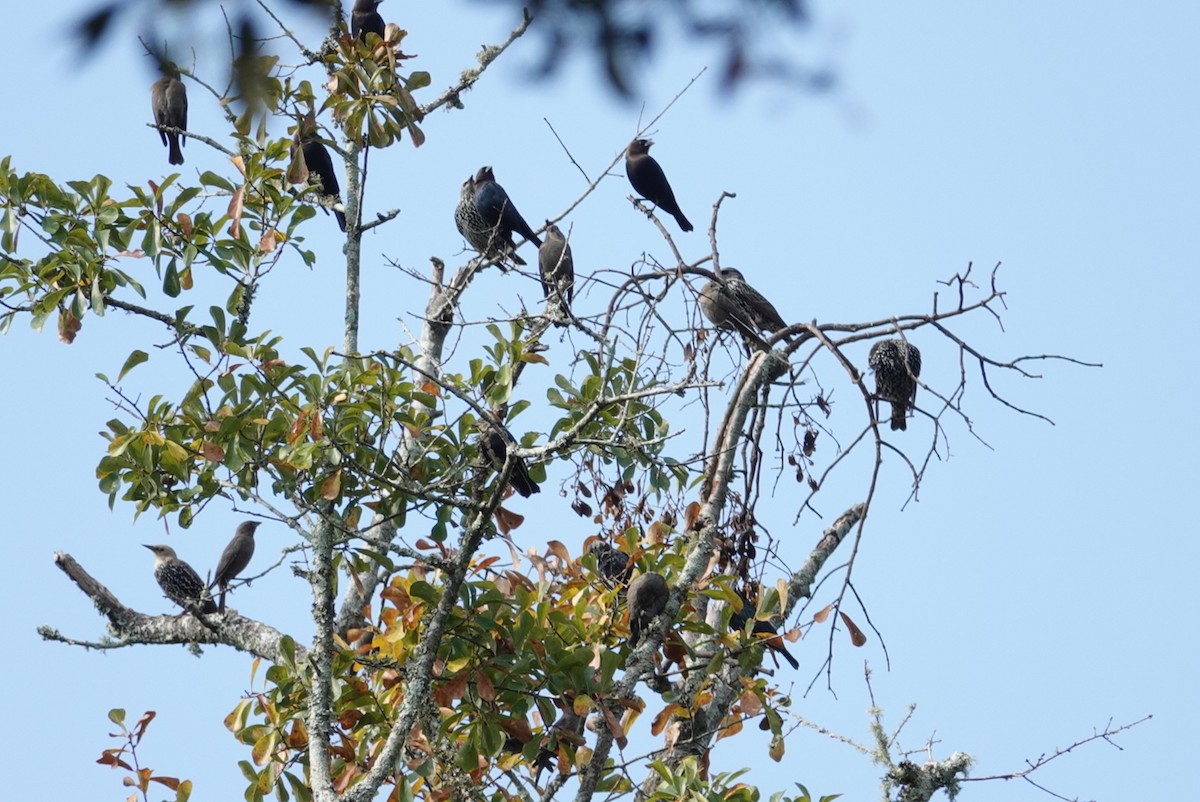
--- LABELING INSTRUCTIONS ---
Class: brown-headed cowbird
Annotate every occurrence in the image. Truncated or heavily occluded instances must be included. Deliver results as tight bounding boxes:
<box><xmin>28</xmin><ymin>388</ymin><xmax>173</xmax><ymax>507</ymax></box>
<box><xmin>868</xmin><ymin>339</ymin><xmax>922</xmax><ymax>431</ymax></box>
<box><xmin>625</xmin><ymin>138</ymin><xmax>692</xmax><ymax>232</ymax></box>
<box><xmin>292</xmin><ymin>118</ymin><xmax>347</xmax><ymax>232</ymax></box>
<box><xmin>351</xmin><ymin>0</ymin><xmax>386</xmax><ymax>42</ymax></box>
<box><xmin>698</xmin><ymin>267</ymin><xmax>789</xmax><ymax>354</ymax></box>
<box><xmin>209</xmin><ymin>520</ymin><xmax>261</xmax><ymax>612</ymax></box>
<box><xmin>537</xmin><ymin>223</ymin><xmax>575</xmax><ymax>321</ymax></box>
<box><xmin>477</xmin><ymin>420</ymin><xmax>541</xmax><ymax>498</ymax></box>
<box><xmin>729</xmin><ymin>591</ymin><xmax>799</xmax><ymax>670</ymax></box>
<box><xmin>627</xmin><ymin>571</ymin><xmax>669</xmax><ymax>647</ymax></box>
<box><xmin>144</xmin><ymin>544</ymin><xmax>217</xmax><ymax>614</ymax></box>
<box><xmin>150</xmin><ymin>64</ymin><xmax>188</xmax><ymax>165</ymax></box>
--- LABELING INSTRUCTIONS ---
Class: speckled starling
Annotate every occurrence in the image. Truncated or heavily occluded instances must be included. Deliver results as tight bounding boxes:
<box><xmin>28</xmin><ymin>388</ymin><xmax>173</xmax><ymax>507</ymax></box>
<box><xmin>477</xmin><ymin>420</ymin><xmax>541</xmax><ymax>498</ymax></box>
<box><xmin>150</xmin><ymin>64</ymin><xmax>187</xmax><ymax>165</ymax></box>
<box><xmin>625</xmin><ymin>138</ymin><xmax>692</xmax><ymax>232</ymax></box>
<box><xmin>351</xmin><ymin>0</ymin><xmax>386</xmax><ymax>42</ymax></box>
<box><xmin>144</xmin><ymin>544</ymin><xmax>217</xmax><ymax>614</ymax></box>
<box><xmin>698</xmin><ymin>267</ymin><xmax>789</xmax><ymax>353</ymax></box>
<box><xmin>588</xmin><ymin>540</ymin><xmax>632</xmax><ymax>585</ymax></box>
<box><xmin>292</xmin><ymin>121</ymin><xmax>347</xmax><ymax>232</ymax></box>
<box><xmin>868</xmin><ymin>338</ymin><xmax>922</xmax><ymax>431</ymax></box>
<box><xmin>729</xmin><ymin>592</ymin><xmax>799</xmax><ymax>670</ymax></box>
<box><xmin>455</xmin><ymin>167</ymin><xmax>542</xmax><ymax>267</ymax></box>
<box><xmin>209</xmin><ymin>520</ymin><xmax>260</xmax><ymax>612</ymax></box>
<box><xmin>627</xmin><ymin>571</ymin><xmax>669</xmax><ymax>647</ymax></box>
<box><xmin>537</xmin><ymin>224</ymin><xmax>575</xmax><ymax>321</ymax></box>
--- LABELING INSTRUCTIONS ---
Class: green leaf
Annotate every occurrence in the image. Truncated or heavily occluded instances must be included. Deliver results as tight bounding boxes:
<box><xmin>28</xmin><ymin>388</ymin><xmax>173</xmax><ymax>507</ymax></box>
<box><xmin>118</xmin><ymin>350</ymin><xmax>149</xmax><ymax>382</ymax></box>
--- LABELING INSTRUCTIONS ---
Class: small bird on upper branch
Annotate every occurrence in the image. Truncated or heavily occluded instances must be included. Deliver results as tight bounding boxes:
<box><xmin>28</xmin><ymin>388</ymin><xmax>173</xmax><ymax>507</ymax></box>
<box><xmin>537</xmin><ymin>223</ymin><xmax>575</xmax><ymax>322</ymax></box>
<box><xmin>698</xmin><ymin>267</ymin><xmax>789</xmax><ymax>354</ymax></box>
<box><xmin>144</xmin><ymin>544</ymin><xmax>216</xmax><ymax>614</ymax></box>
<box><xmin>209</xmin><ymin>520</ymin><xmax>261</xmax><ymax>612</ymax></box>
<box><xmin>455</xmin><ymin>166</ymin><xmax>542</xmax><ymax>267</ymax></box>
<box><xmin>868</xmin><ymin>338</ymin><xmax>922</xmax><ymax>431</ymax></box>
<box><xmin>150</xmin><ymin>63</ymin><xmax>188</xmax><ymax>165</ymax></box>
<box><xmin>351</xmin><ymin>0</ymin><xmax>386</xmax><ymax>42</ymax></box>
<box><xmin>625</xmin><ymin>138</ymin><xmax>692</xmax><ymax>232</ymax></box>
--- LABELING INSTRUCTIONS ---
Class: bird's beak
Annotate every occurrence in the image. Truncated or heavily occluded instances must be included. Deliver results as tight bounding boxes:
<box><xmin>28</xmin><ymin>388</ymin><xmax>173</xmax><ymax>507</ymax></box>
<box><xmin>142</xmin><ymin>544</ymin><xmax>154</xmax><ymax>551</ymax></box>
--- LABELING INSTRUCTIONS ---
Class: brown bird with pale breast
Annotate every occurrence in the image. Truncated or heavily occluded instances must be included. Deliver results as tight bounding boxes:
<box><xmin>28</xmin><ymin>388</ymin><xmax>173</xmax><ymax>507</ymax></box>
<box><xmin>627</xmin><ymin>571</ymin><xmax>669</xmax><ymax>647</ymax></box>
<box><xmin>209</xmin><ymin>520</ymin><xmax>261</xmax><ymax>612</ymax></box>
<box><xmin>150</xmin><ymin>63</ymin><xmax>188</xmax><ymax>165</ymax></box>
<box><xmin>351</xmin><ymin>0</ymin><xmax>386</xmax><ymax>42</ymax></box>
<box><xmin>537</xmin><ymin>224</ymin><xmax>575</xmax><ymax>322</ymax></box>
<box><xmin>144</xmin><ymin>544</ymin><xmax>217</xmax><ymax>614</ymax></box>
<box><xmin>625</xmin><ymin>138</ymin><xmax>692</xmax><ymax>232</ymax></box>
<box><xmin>698</xmin><ymin>267</ymin><xmax>789</xmax><ymax>354</ymax></box>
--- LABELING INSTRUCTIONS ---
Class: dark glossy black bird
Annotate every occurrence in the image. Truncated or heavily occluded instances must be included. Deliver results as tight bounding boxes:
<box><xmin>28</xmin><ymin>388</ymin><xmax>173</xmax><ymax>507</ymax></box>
<box><xmin>532</xmin><ymin>705</ymin><xmax>585</xmax><ymax>785</ymax></box>
<box><xmin>627</xmin><ymin>571</ymin><xmax>669</xmax><ymax>647</ymax></box>
<box><xmin>351</xmin><ymin>0</ymin><xmax>386</xmax><ymax>42</ymax></box>
<box><xmin>625</xmin><ymin>138</ymin><xmax>692</xmax><ymax>232</ymax></box>
<box><xmin>538</xmin><ymin>223</ymin><xmax>575</xmax><ymax>321</ymax></box>
<box><xmin>293</xmin><ymin>121</ymin><xmax>347</xmax><ymax>232</ymax></box>
<box><xmin>209</xmin><ymin>520</ymin><xmax>261</xmax><ymax>612</ymax></box>
<box><xmin>477</xmin><ymin>420</ymin><xmax>541</xmax><ymax>498</ymax></box>
<box><xmin>144</xmin><ymin>544</ymin><xmax>217</xmax><ymax>614</ymax></box>
<box><xmin>588</xmin><ymin>540</ymin><xmax>632</xmax><ymax>585</ymax></box>
<box><xmin>868</xmin><ymin>339</ymin><xmax>922</xmax><ymax>431</ymax></box>
<box><xmin>150</xmin><ymin>64</ymin><xmax>188</xmax><ymax>165</ymax></box>
<box><xmin>729</xmin><ymin>592</ymin><xmax>799</xmax><ymax>670</ymax></box>
<box><xmin>698</xmin><ymin>267</ymin><xmax>789</xmax><ymax>354</ymax></box>
<box><xmin>455</xmin><ymin>167</ymin><xmax>542</xmax><ymax>266</ymax></box>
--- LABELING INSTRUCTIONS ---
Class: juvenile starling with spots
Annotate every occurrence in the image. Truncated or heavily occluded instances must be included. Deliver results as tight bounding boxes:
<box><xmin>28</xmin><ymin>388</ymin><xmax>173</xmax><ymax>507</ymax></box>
<box><xmin>868</xmin><ymin>338</ymin><xmax>922</xmax><ymax>431</ymax></box>
<box><xmin>144</xmin><ymin>544</ymin><xmax>217</xmax><ymax>614</ymax></box>
<box><xmin>625</xmin><ymin>138</ymin><xmax>692</xmax><ymax>232</ymax></box>
<box><xmin>698</xmin><ymin>267</ymin><xmax>789</xmax><ymax>354</ymax></box>
<box><xmin>209</xmin><ymin>520</ymin><xmax>261</xmax><ymax>612</ymax></box>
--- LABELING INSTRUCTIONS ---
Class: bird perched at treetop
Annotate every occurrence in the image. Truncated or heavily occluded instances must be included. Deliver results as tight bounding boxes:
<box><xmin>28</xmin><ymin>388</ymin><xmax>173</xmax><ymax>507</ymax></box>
<box><xmin>868</xmin><ymin>339</ymin><xmax>922</xmax><ymax>431</ymax></box>
<box><xmin>144</xmin><ymin>544</ymin><xmax>217</xmax><ymax>614</ymax></box>
<box><xmin>351</xmin><ymin>0</ymin><xmax>386</xmax><ymax>42</ymax></box>
<box><xmin>625</xmin><ymin>138</ymin><xmax>693</xmax><ymax>232</ymax></box>
<box><xmin>538</xmin><ymin>223</ymin><xmax>575</xmax><ymax>322</ymax></box>
<box><xmin>150</xmin><ymin>62</ymin><xmax>188</xmax><ymax>165</ymax></box>
<box><xmin>455</xmin><ymin>166</ymin><xmax>542</xmax><ymax>267</ymax></box>
<box><xmin>698</xmin><ymin>267</ymin><xmax>790</xmax><ymax>354</ymax></box>
<box><xmin>209</xmin><ymin>520</ymin><xmax>261</xmax><ymax>612</ymax></box>
<box><xmin>477</xmin><ymin>420</ymin><xmax>541</xmax><ymax>498</ymax></box>
<box><xmin>728</xmin><ymin>591</ymin><xmax>799</xmax><ymax>670</ymax></box>
<box><xmin>291</xmin><ymin>114</ymin><xmax>347</xmax><ymax>232</ymax></box>
<box><xmin>627</xmin><ymin>571</ymin><xmax>669</xmax><ymax>647</ymax></box>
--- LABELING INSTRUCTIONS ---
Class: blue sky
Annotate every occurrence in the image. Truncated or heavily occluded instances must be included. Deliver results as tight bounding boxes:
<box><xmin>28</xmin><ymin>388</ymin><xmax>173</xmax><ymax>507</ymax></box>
<box><xmin>2</xmin><ymin>1</ymin><xmax>1197</xmax><ymax>800</ymax></box>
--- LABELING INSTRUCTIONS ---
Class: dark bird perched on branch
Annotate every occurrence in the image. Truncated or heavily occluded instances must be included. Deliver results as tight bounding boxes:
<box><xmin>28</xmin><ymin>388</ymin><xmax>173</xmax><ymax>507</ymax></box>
<box><xmin>533</xmin><ymin>705</ymin><xmax>586</xmax><ymax>785</ymax></box>
<box><xmin>537</xmin><ymin>223</ymin><xmax>575</xmax><ymax>321</ymax></box>
<box><xmin>477</xmin><ymin>420</ymin><xmax>541</xmax><ymax>498</ymax></box>
<box><xmin>292</xmin><ymin>117</ymin><xmax>347</xmax><ymax>232</ymax></box>
<box><xmin>144</xmin><ymin>544</ymin><xmax>217</xmax><ymax>614</ymax></box>
<box><xmin>627</xmin><ymin>571</ymin><xmax>669</xmax><ymax>647</ymax></box>
<box><xmin>625</xmin><ymin>138</ymin><xmax>692</xmax><ymax>232</ymax></box>
<box><xmin>698</xmin><ymin>267</ymin><xmax>789</xmax><ymax>354</ymax></box>
<box><xmin>208</xmin><ymin>520</ymin><xmax>260</xmax><ymax>612</ymax></box>
<box><xmin>588</xmin><ymin>540</ymin><xmax>633</xmax><ymax>585</ymax></box>
<box><xmin>455</xmin><ymin>166</ymin><xmax>542</xmax><ymax>267</ymax></box>
<box><xmin>351</xmin><ymin>0</ymin><xmax>386</xmax><ymax>42</ymax></box>
<box><xmin>150</xmin><ymin>63</ymin><xmax>187</xmax><ymax>165</ymax></box>
<box><xmin>868</xmin><ymin>338</ymin><xmax>922</xmax><ymax>431</ymax></box>
<box><xmin>729</xmin><ymin>592</ymin><xmax>799</xmax><ymax>670</ymax></box>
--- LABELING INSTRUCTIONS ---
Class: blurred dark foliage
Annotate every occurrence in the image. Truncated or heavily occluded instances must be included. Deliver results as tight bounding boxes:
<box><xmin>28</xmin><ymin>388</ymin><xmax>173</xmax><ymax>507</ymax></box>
<box><xmin>77</xmin><ymin>0</ymin><xmax>833</xmax><ymax>97</ymax></box>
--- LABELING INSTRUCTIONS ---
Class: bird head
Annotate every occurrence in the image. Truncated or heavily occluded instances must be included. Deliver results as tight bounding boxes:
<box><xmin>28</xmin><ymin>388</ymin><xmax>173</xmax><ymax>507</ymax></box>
<box><xmin>720</xmin><ymin>267</ymin><xmax>746</xmax><ymax>282</ymax></box>
<box><xmin>475</xmin><ymin>166</ymin><xmax>495</xmax><ymax>183</ymax></box>
<box><xmin>143</xmin><ymin>544</ymin><xmax>178</xmax><ymax>563</ymax></box>
<box><xmin>545</xmin><ymin>223</ymin><xmax>564</xmax><ymax>240</ymax></box>
<box><xmin>237</xmin><ymin>521</ymin><xmax>261</xmax><ymax>538</ymax></box>
<box><xmin>628</xmin><ymin>138</ymin><xmax>653</xmax><ymax>156</ymax></box>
